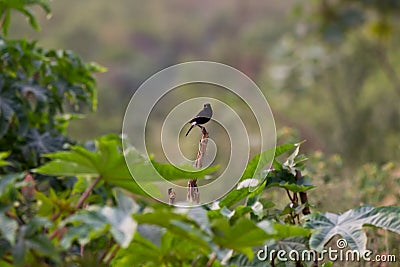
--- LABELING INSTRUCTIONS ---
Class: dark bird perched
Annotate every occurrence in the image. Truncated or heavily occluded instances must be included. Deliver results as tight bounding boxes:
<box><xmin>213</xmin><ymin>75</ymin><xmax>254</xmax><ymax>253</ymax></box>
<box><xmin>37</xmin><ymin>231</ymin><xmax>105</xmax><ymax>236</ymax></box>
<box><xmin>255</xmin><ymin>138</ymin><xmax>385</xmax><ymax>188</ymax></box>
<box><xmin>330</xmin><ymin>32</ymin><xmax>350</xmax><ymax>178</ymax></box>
<box><xmin>185</xmin><ymin>103</ymin><xmax>213</xmax><ymax>136</ymax></box>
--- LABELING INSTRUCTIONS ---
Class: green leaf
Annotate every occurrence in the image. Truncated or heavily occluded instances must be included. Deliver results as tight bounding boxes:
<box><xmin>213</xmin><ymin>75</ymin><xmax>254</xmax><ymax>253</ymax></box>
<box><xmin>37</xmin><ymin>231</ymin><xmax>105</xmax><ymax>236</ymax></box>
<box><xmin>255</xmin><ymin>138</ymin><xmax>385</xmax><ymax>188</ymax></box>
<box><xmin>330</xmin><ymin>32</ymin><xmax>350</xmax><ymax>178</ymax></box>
<box><xmin>257</xmin><ymin>221</ymin><xmax>311</xmax><ymax>240</ymax></box>
<box><xmin>35</xmin><ymin>191</ymin><xmax>57</xmax><ymax>217</ymax></box>
<box><xmin>218</xmin><ymin>188</ymin><xmax>249</xmax><ymax>208</ymax></box>
<box><xmin>134</xmin><ymin>209</ymin><xmax>211</xmax><ymax>250</ymax></box>
<box><xmin>211</xmin><ymin>217</ymin><xmax>270</xmax><ymax>260</ymax></box>
<box><xmin>266</xmin><ymin>171</ymin><xmax>315</xmax><ymax>193</ymax></box>
<box><xmin>33</xmin><ymin>135</ymin><xmax>145</xmax><ymax>195</ymax></box>
<box><xmin>12</xmin><ymin>217</ymin><xmax>59</xmax><ymax>266</ymax></box>
<box><xmin>2</xmin><ymin>9</ymin><xmax>11</xmax><ymax>36</ymax></box>
<box><xmin>304</xmin><ymin>206</ymin><xmax>400</xmax><ymax>252</ymax></box>
<box><xmin>35</xmin><ymin>135</ymin><xmax>217</xmax><ymax>196</ymax></box>
<box><xmin>239</xmin><ymin>143</ymin><xmax>298</xmax><ymax>192</ymax></box>
<box><xmin>0</xmin><ymin>173</ymin><xmax>24</xmax><ymax>198</ymax></box>
<box><xmin>150</xmin><ymin>160</ymin><xmax>219</xmax><ymax>180</ymax></box>
<box><xmin>0</xmin><ymin>151</ymin><xmax>10</xmax><ymax>167</ymax></box>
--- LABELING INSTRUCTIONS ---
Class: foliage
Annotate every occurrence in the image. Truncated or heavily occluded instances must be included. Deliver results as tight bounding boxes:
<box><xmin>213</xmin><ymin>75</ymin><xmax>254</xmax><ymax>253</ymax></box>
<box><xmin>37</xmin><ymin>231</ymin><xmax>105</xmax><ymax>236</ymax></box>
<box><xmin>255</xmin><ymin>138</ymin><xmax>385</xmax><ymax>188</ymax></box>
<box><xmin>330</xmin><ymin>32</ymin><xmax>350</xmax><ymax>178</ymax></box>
<box><xmin>0</xmin><ymin>37</ymin><xmax>104</xmax><ymax>171</ymax></box>
<box><xmin>0</xmin><ymin>0</ymin><xmax>51</xmax><ymax>36</ymax></box>
<box><xmin>304</xmin><ymin>206</ymin><xmax>400</xmax><ymax>252</ymax></box>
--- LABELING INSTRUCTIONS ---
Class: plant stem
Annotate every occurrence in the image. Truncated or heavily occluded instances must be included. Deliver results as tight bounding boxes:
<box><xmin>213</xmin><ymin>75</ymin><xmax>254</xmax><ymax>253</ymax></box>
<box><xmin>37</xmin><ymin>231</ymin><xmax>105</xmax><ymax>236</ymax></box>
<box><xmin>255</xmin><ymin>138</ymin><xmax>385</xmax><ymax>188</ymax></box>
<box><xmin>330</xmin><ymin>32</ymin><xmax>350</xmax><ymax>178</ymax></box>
<box><xmin>105</xmin><ymin>244</ymin><xmax>120</xmax><ymax>265</ymax></box>
<box><xmin>75</xmin><ymin>175</ymin><xmax>102</xmax><ymax>209</ymax></box>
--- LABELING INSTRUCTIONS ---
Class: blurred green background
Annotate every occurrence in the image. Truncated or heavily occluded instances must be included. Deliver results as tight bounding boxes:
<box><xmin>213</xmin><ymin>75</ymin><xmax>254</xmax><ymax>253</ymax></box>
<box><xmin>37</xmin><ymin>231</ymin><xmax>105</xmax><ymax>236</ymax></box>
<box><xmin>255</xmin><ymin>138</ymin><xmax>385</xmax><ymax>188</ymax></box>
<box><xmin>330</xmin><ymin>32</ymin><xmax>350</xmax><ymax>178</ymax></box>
<box><xmin>8</xmin><ymin>0</ymin><xmax>400</xmax><ymax>212</ymax></box>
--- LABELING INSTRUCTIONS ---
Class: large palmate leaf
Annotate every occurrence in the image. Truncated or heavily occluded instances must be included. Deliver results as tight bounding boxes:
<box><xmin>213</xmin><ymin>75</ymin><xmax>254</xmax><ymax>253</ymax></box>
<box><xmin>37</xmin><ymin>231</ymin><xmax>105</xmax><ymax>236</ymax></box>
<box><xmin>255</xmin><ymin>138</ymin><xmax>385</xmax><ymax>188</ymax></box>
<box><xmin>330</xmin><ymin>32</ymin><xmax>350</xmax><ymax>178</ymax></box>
<box><xmin>34</xmin><ymin>135</ymin><xmax>217</xmax><ymax>195</ymax></box>
<box><xmin>33</xmin><ymin>135</ymin><xmax>144</xmax><ymax>195</ymax></box>
<box><xmin>304</xmin><ymin>206</ymin><xmax>400</xmax><ymax>252</ymax></box>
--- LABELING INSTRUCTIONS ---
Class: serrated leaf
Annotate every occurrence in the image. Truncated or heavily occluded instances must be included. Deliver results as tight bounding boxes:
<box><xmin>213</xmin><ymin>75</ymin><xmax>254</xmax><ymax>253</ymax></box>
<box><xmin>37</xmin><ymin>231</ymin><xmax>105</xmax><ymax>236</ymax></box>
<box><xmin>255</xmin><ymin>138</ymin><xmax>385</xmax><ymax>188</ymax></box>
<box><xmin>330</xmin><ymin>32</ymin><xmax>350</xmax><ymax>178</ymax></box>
<box><xmin>304</xmin><ymin>206</ymin><xmax>400</xmax><ymax>252</ymax></box>
<box><xmin>35</xmin><ymin>135</ymin><xmax>217</xmax><ymax>196</ymax></box>
<box><xmin>99</xmin><ymin>190</ymin><xmax>138</xmax><ymax>248</ymax></box>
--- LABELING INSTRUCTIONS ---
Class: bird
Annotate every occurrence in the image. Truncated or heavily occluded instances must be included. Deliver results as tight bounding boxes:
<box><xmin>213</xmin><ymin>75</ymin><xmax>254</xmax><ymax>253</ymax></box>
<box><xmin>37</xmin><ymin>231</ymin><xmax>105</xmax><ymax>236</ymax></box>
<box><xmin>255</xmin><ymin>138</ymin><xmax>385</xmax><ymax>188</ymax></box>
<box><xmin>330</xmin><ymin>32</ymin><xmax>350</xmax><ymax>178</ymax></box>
<box><xmin>185</xmin><ymin>103</ymin><xmax>213</xmax><ymax>136</ymax></box>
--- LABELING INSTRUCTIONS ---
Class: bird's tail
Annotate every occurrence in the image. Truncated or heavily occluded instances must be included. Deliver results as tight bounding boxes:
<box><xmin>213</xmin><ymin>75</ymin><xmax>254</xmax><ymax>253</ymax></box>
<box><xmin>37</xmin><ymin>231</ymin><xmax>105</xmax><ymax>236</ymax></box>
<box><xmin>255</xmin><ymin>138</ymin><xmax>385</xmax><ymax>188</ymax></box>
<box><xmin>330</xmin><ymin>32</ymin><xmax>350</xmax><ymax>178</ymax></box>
<box><xmin>185</xmin><ymin>124</ymin><xmax>195</xmax><ymax>136</ymax></box>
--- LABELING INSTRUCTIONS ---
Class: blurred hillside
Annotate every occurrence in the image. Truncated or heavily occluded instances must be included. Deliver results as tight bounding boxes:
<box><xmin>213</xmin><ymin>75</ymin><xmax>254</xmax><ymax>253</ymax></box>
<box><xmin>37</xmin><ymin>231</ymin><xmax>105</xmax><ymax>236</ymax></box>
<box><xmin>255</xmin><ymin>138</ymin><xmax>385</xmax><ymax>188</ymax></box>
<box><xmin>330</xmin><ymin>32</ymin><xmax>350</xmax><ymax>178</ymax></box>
<box><xmin>9</xmin><ymin>0</ymin><xmax>293</xmax><ymax>138</ymax></box>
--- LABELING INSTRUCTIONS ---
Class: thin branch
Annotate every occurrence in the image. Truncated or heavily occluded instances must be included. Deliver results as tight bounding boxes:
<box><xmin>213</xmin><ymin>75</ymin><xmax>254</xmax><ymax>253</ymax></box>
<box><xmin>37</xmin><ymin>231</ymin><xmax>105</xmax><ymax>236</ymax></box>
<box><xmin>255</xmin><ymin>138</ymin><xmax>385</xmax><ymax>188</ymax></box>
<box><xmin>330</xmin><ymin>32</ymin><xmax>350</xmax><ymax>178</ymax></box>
<box><xmin>285</xmin><ymin>189</ymin><xmax>294</xmax><ymax>202</ymax></box>
<box><xmin>187</xmin><ymin>127</ymin><xmax>209</xmax><ymax>203</ymax></box>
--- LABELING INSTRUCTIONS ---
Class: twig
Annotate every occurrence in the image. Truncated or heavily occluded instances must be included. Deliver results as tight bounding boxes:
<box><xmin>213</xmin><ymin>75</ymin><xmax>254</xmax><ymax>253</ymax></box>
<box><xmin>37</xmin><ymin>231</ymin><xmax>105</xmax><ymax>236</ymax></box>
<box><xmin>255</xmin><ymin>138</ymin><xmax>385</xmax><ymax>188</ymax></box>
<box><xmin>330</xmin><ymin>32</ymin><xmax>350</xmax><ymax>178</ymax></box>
<box><xmin>285</xmin><ymin>189</ymin><xmax>294</xmax><ymax>202</ymax></box>
<box><xmin>75</xmin><ymin>175</ymin><xmax>102</xmax><ymax>209</ymax></box>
